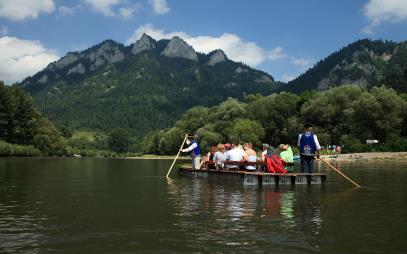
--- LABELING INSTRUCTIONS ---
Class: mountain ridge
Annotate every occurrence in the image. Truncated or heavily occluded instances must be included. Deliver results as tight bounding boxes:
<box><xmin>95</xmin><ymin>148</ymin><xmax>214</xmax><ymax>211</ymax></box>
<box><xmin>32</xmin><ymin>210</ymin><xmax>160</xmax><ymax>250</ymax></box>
<box><xmin>283</xmin><ymin>39</ymin><xmax>407</xmax><ymax>93</ymax></box>
<box><xmin>21</xmin><ymin>34</ymin><xmax>277</xmax><ymax>137</ymax></box>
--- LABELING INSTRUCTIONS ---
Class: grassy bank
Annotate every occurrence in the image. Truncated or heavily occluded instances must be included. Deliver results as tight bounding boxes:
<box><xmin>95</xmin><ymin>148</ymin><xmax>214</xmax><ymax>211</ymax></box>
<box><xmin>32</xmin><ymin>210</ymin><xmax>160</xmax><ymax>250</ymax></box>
<box><xmin>0</xmin><ymin>141</ymin><xmax>42</xmax><ymax>157</ymax></box>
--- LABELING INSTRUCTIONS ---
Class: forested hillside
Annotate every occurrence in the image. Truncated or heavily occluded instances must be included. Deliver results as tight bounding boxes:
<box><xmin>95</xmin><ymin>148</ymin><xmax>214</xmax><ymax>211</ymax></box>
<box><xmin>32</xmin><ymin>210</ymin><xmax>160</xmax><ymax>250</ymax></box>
<box><xmin>142</xmin><ymin>85</ymin><xmax>407</xmax><ymax>155</ymax></box>
<box><xmin>22</xmin><ymin>35</ymin><xmax>277</xmax><ymax>137</ymax></box>
<box><xmin>284</xmin><ymin>39</ymin><xmax>407</xmax><ymax>93</ymax></box>
<box><xmin>0</xmin><ymin>81</ymin><xmax>65</xmax><ymax>156</ymax></box>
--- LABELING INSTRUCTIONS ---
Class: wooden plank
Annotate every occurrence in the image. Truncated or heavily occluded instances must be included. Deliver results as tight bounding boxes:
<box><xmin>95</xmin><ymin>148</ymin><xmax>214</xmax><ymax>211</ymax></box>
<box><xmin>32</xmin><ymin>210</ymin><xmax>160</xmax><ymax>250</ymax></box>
<box><xmin>310</xmin><ymin>175</ymin><xmax>323</xmax><ymax>184</ymax></box>
<box><xmin>295</xmin><ymin>174</ymin><xmax>308</xmax><ymax>185</ymax></box>
<box><xmin>243</xmin><ymin>174</ymin><xmax>259</xmax><ymax>186</ymax></box>
<box><xmin>262</xmin><ymin>175</ymin><xmax>277</xmax><ymax>185</ymax></box>
<box><xmin>178</xmin><ymin>166</ymin><xmax>326</xmax><ymax>185</ymax></box>
<box><xmin>278</xmin><ymin>175</ymin><xmax>292</xmax><ymax>185</ymax></box>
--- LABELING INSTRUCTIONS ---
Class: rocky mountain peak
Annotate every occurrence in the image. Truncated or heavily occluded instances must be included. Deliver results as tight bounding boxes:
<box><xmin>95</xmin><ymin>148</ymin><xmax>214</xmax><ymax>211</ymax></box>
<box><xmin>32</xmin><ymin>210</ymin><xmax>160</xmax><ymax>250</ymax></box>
<box><xmin>87</xmin><ymin>40</ymin><xmax>125</xmax><ymax>71</ymax></box>
<box><xmin>131</xmin><ymin>33</ymin><xmax>156</xmax><ymax>55</ymax></box>
<box><xmin>161</xmin><ymin>36</ymin><xmax>198</xmax><ymax>61</ymax></box>
<box><xmin>207</xmin><ymin>49</ymin><xmax>227</xmax><ymax>66</ymax></box>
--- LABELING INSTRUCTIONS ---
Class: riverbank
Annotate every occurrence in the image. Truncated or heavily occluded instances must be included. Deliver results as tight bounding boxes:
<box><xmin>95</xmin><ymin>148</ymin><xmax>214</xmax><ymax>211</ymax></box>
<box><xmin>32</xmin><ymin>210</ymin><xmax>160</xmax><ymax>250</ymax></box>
<box><xmin>127</xmin><ymin>152</ymin><xmax>407</xmax><ymax>161</ymax></box>
<box><xmin>323</xmin><ymin>152</ymin><xmax>407</xmax><ymax>162</ymax></box>
<box><xmin>125</xmin><ymin>154</ymin><xmax>190</xmax><ymax>160</ymax></box>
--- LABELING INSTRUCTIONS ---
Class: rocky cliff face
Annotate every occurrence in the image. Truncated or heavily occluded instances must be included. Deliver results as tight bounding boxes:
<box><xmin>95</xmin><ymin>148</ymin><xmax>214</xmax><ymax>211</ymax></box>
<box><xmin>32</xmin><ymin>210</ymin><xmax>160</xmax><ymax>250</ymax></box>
<box><xmin>160</xmin><ymin>37</ymin><xmax>198</xmax><ymax>61</ymax></box>
<box><xmin>207</xmin><ymin>49</ymin><xmax>227</xmax><ymax>66</ymax></box>
<box><xmin>22</xmin><ymin>35</ymin><xmax>225</xmax><ymax>88</ymax></box>
<box><xmin>131</xmin><ymin>33</ymin><xmax>156</xmax><ymax>55</ymax></box>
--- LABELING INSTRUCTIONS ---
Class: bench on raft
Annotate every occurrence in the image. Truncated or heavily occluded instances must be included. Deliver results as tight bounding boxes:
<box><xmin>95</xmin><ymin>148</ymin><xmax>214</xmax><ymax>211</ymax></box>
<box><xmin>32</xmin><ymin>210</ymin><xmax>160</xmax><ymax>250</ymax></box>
<box><xmin>178</xmin><ymin>161</ymin><xmax>326</xmax><ymax>186</ymax></box>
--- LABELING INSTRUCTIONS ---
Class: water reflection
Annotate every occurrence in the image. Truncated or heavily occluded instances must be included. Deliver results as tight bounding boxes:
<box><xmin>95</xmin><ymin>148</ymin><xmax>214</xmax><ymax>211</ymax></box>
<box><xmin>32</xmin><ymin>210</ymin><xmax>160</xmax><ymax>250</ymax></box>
<box><xmin>167</xmin><ymin>176</ymin><xmax>325</xmax><ymax>252</ymax></box>
<box><xmin>2</xmin><ymin>158</ymin><xmax>406</xmax><ymax>253</ymax></box>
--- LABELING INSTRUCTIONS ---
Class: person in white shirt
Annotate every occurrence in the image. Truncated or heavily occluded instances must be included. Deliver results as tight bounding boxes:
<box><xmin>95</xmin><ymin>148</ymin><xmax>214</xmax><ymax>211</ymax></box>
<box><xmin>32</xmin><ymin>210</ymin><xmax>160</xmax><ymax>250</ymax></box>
<box><xmin>226</xmin><ymin>142</ymin><xmax>246</xmax><ymax>170</ymax></box>
<box><xmin>181</xmin><ymin>138</ymin><xmax>201</xmax><ymax>170</ymax></box>
<box><xmin>213</xmin><ymin>144</ymin><xmax>227</xmax><ymax>170</ymax></box>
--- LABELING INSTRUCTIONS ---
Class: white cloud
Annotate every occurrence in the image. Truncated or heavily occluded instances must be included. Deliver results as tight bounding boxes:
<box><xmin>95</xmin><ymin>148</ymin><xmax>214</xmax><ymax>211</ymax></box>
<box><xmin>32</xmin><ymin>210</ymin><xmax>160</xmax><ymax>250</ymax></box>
<box><xmin>148</xmin><ymin>0</ymin><xmax>170</xmax><ymax>14</ymax></box>
<box><xmin>84</xmin><ymin>0</ymin><xmax>121</xmax><ymax>16</ymax></box>
<box><xmin>282</xmin><ymin>74</ymin><xmax>296</xmax><ymax>82</ymax></box>
<box><xmin>0</xmin><ymin>25</ymin><xmax>8</xmax><ymax>35</ymax></box>
<box><xmin>267</xmin><ymin>47</ymin><xmax>288</xmax><ymax>60</ymax></box>
<box><xmin>58</xmin><ymin>5</ymin><xmax>83</xmax><ymax>16</ymax></box>
<box><xmin>119</xmin><ymin>4</ymin><xmax>143</xmax><ymax>19</ymax></box>
<box><xmin>0</xmin><ymin>0</ymin><xmax>55</xmax><ymax>21</ymax></box>
<box><xmin>127</xmin><ymin>23</ymin><xmax>266</xmax><ymax>66</ymax></box>
<box><xmin>291</xmin><ymin>57</ymin><xmax>314</xmax><ymax>69</ymax></box>
<box><xmin>0</xmin><ymin>36</ymin><xmax>59</xmax><ymax>84</ymax></box>
<box><xmin>362</xmin><ymin>0</ymin><xmax>407</xmax><ymax>34</ymax></box>
<box><xmin>84</xmin><ymin>0</ymin><xmax>140</xmax><ymax>18</ymax></box>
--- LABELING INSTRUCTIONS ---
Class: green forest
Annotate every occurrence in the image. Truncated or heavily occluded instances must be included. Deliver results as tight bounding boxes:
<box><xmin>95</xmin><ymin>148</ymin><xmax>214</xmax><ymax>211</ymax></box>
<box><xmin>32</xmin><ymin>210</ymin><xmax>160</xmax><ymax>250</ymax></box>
<box><xmin>0</xmin><ymin>82</ymin><xmax>65</xmax><ymax>156</ymax></box>
<box><xmin>1</xmin><ymin>80</ymin><xmax>407</xmax><ymax>157</ymax></box>
<box><xmin>140</xmin><ymin>85</ymin><xmax>407</xmax><ymax>155</ymax></box>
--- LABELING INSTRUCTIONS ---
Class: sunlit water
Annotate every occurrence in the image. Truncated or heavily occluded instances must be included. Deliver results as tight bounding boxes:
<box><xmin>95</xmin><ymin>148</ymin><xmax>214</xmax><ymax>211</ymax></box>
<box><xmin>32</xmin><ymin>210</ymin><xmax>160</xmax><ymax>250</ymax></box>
<box><xmin>0</xmin><ymin>158</ymin><xmax>406</xmax><ymax>253</ymax></box>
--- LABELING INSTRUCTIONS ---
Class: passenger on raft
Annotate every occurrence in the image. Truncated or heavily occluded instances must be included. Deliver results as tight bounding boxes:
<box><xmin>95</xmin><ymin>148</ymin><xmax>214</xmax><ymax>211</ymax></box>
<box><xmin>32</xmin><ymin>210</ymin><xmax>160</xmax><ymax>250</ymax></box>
<box><xmin>243</xmin><ymin>143</ymin><xmax>257</xmax><ymax>171</ymax></box>
<box><xmin>279</xmin><ymin>144</ymin><xmax>294</xmax><ymax>172</ymax></box>
<box><xmin>206</xmin><ymin>144</ymin><xmax>218</xmax><ymax>169</ymax></box>
<box><xmin>213</xmin><ymin>144</ymin><xmax>227</xmax><ymax>170</ymax></box>
<box><xmin>226</xmin><ymin>141</ymin><xmax>246</xmax><ymax>170</ymax></box>
<box><xmin>261</xmin><ymin>143</ymin><xmax>269</xmax><ymax>163</ymax></box>
<box><xmin>181</xmin><ymin>136</ymin><xmax>201</xmax><ymax>170</ymax></box>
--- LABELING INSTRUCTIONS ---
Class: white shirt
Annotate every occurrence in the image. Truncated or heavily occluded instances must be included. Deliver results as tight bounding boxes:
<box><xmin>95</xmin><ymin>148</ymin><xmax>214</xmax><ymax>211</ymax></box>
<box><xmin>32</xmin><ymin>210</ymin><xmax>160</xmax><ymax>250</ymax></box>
<box><xmin>182</xmin><ymin>142</ymin><xmax>197</xmax><ymax>153</ymax></box>
<box><xmin>226</xmin><ymin>148</ymin><xmax>246</xmax><ymax>161</ymax></box>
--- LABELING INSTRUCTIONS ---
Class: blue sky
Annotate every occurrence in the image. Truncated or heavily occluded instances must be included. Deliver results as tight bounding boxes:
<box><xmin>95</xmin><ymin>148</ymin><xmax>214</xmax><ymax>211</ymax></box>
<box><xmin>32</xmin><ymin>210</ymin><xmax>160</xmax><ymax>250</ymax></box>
<box><xmin>0</xmin><ymin>0</ymin><xmax>406</xmax><ymax>84</ymax></box>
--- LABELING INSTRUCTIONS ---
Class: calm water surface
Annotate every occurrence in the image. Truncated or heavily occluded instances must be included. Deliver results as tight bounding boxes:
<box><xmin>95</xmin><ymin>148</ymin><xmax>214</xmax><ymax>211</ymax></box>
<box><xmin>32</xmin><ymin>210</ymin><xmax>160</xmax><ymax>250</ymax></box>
<box><xmin>0</xmin><ymin>158</ymin><xmax>406</xmax><ymax>253</ymax></box>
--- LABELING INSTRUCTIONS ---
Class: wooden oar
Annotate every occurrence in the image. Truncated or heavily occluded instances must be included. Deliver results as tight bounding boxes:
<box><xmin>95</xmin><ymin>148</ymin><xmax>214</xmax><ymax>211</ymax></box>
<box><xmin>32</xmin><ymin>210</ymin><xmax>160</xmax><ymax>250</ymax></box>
<box><xmin>166</xmin><ymin>134</ymin><xmax>189</xmax><ymax>178</ymax></box>
<box><xmin>320</xmin><ymin>158</ymin><xmax>361</xmax><ymax>188</ymax></box>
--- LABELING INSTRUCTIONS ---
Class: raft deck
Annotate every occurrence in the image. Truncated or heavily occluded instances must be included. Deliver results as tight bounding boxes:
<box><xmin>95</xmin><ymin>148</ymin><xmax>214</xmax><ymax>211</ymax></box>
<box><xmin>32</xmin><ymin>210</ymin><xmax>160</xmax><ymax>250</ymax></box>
<box><xmin>179</xmin><ymin>166</ymin><xmax>326</xmax><ymax>186</ymax></box>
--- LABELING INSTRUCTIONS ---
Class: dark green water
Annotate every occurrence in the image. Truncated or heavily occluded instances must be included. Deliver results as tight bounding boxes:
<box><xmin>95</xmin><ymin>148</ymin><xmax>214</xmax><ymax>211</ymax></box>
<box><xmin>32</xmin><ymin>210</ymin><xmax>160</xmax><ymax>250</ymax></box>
<box><xmin>0</xmin><ymin>158</ymin><xmax>406</xmax><ymax>253</ymax></box>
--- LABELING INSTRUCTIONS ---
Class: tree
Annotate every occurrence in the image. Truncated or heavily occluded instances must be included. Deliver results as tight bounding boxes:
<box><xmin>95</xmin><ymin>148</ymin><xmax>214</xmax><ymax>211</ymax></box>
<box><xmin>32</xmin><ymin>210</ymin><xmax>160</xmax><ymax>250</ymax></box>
<box><xmin>108</xmin><ymin>128</ymin><xmax>131</xmax><ymax>153</ymax></box>
<box><xmin>33</xmin><ymin>117</ymin><xmax>66</xmax><ymax>156</ymax></box>
<box><xmin>228</xmin><ymin>119</ymin><xmax>265</xmax><ymax>146</ymax></box>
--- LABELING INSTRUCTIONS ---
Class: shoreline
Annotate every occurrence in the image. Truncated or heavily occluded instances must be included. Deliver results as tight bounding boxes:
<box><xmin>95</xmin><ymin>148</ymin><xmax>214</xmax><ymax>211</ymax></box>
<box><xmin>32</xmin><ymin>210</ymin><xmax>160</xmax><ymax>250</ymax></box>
<box><xmin>126</xmin><ymin>152</ymin><xmax>407</xmax><ymax>161</ymax></box>
<box><xmin>2</xmin><ymin>152</ymin><xmax>407</xmax><ymax>161</ymax></box>
<box><xmin>321</xmin><ymin>152</ymin><xmax>407</xmax><ymax>162</ymax></box>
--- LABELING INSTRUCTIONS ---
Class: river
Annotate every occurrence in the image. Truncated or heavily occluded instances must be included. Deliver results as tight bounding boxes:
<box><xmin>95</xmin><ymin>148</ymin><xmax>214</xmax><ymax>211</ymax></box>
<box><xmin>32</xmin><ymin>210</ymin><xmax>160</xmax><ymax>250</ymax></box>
<box><xmin>0</xmin><ymin>158</ymin><xmax>406</xmax><ymax>253</ymax></box>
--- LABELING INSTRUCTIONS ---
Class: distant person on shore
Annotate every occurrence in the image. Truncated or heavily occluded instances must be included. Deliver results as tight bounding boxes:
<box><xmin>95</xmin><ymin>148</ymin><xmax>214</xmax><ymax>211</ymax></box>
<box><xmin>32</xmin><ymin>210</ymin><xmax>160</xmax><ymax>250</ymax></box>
<box><xmin>243</xmin><ymin>143</ymin><xmax>257</xmax><ymax>171</ymax></box>
<box><xmin>297</xmin><ymin>124</ymin><xmax>321</xmax><ymax>173</ymax></box>
<box><xmin>213</xmin><ymin>144</ymin><xmax>227</xmax><ymax>170</ymax></box>
<box><xmin>181</xmin><ymin>136</ymin><xmax>201</xmax><ymax>170</ymax></box>
<box><xmin>279</xmin><ymin>144</ymin><xmax>294</xmax><ymax>172</ymax></box>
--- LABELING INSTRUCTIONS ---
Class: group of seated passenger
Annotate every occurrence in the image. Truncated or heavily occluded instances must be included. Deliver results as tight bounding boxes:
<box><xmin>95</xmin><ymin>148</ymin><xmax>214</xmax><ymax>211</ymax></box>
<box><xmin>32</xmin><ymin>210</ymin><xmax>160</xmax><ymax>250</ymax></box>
<box><xmin>204</xmin><ymin>141</ymin><xmax>294</xmax><ymax>172</ymax></box>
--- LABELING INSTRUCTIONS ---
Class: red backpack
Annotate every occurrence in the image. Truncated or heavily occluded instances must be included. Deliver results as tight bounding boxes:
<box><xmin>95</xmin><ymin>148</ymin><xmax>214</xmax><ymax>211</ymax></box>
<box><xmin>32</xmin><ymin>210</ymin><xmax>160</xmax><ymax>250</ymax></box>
<box><xmin>265</xmin><ymin>154</ymin><xmax>287</xmax><ymax>174</ymax></box>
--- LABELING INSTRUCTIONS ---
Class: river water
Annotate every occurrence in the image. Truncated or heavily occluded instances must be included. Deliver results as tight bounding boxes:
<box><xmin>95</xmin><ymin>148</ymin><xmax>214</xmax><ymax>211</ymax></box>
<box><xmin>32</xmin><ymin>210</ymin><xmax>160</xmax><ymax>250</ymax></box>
<box><xmin>0</xmin><ymin>158</ymin><xmax>406</xmax><ymax>253</ymax></box>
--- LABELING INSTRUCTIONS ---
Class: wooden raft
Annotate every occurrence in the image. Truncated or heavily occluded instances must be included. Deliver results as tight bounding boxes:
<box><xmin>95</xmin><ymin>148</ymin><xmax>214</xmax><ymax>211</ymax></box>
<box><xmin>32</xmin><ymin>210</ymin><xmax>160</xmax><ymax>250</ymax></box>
<box><xmin>178</xmin><ymin>165</ymin><xmax>326</xmax><ymax>186</ymax></box>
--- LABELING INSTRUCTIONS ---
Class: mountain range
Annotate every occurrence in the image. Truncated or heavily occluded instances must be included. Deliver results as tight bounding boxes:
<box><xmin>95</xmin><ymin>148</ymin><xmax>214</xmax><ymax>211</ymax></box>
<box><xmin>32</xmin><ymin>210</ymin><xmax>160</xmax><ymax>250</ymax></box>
<box><xmin>21</xmin><ymin>36</ymin><xmax>407</xmax><ymax>137</ymax></box>
<box><xmin>22</xmin><ymin>34</ymin><xmax>277</xmax><ymax>136</ymax></box>
<box><xmin>284</xmin><ymin>39</ymin><xmax>407</xmax><ymax>93</ymax></box>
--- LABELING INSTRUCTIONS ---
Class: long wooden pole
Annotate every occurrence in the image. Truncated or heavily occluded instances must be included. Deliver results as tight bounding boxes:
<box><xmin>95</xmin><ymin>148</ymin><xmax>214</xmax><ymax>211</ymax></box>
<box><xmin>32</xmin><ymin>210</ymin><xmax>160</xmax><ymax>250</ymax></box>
<box><xmin>320</xmin><ymin>158</ymin><xmax>361</xmax><ymax>188</ymax></box>
<box><xmin>166</xmin><ymin>134</ymin><xmax>189</xmax><ymax>178</ymax></box>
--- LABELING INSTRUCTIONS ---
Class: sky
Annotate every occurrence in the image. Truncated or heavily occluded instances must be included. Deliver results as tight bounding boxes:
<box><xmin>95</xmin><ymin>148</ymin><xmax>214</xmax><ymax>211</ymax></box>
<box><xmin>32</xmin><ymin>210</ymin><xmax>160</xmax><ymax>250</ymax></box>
<box><xmin>0</xmin><ymin>0</ymin><xmax>407</xmax><ymax>84</ymax></box>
